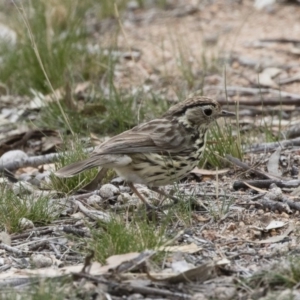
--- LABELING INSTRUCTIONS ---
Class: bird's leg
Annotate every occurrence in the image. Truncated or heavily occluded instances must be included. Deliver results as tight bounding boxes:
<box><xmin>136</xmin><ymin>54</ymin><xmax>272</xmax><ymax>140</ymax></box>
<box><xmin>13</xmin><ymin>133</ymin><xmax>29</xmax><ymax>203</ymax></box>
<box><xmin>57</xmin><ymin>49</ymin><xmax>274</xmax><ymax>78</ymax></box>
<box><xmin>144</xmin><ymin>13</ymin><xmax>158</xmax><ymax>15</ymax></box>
<box><xmin>149</xmin><ymin>187</ymin><xmax>179</xmax><ymax>205</ymax></box>
<box><xmin>128</xmin><ymin>182</ymin><xmax>157</xmax><ymax>210</ymax></box>
<box><xmin>80</xmin><ymin>168</ymin><xmax>108</xmax><ymax>192</ymax></box>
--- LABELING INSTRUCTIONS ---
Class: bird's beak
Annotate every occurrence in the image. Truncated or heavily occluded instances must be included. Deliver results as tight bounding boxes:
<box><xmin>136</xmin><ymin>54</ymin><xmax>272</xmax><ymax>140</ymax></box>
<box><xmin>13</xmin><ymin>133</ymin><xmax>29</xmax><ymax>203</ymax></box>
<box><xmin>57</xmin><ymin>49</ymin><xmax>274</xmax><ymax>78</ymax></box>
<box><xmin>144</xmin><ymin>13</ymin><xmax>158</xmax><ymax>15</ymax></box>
<box><xmin>219</xmin><ymin>110</ymin><xmax>235</xmax><ymax>117</ymax></box>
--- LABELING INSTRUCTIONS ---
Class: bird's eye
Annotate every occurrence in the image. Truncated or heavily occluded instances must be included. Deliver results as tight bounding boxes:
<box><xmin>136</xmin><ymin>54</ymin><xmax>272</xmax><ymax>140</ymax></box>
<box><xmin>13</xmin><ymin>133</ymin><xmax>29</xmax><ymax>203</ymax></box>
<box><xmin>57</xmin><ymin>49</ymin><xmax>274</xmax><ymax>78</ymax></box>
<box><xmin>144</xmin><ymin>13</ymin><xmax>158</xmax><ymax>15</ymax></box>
<box><xmin>203</xmin><ymin>108</ymin><xmax>212</xmax><ymax>116</ymax></box>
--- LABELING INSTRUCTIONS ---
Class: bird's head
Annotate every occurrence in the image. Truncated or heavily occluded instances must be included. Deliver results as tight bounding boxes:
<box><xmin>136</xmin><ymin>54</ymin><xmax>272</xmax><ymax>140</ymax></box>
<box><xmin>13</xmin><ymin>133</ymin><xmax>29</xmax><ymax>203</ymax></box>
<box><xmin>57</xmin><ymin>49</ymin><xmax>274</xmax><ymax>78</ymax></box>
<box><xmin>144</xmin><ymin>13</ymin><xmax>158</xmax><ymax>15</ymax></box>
<box><xmin>163</xmin><ymin>97</ymin><xmax>235</xmax><ymax>130</ymax></box>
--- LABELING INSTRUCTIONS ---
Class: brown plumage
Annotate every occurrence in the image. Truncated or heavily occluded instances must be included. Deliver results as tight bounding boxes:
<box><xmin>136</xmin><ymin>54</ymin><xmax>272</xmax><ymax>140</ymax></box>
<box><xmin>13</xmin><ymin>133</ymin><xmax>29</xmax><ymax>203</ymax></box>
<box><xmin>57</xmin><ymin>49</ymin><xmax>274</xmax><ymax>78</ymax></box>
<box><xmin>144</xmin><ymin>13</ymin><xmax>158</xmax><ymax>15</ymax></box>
<box><xmin>55</xmin><ymin>96</ymin><xmax>235</xmax><ymax>207</ymax></box>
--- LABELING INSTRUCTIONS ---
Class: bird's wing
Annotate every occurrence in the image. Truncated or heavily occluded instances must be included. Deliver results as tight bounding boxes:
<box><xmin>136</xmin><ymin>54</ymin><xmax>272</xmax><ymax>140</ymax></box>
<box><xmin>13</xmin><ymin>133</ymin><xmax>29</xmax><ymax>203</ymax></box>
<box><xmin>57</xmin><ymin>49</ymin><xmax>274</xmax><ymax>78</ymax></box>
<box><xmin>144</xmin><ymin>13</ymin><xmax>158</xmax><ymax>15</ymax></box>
<box><xmin>92</xmin><ymin>119</ymin><xmax>191</xmax><ymax>156</ymax></box>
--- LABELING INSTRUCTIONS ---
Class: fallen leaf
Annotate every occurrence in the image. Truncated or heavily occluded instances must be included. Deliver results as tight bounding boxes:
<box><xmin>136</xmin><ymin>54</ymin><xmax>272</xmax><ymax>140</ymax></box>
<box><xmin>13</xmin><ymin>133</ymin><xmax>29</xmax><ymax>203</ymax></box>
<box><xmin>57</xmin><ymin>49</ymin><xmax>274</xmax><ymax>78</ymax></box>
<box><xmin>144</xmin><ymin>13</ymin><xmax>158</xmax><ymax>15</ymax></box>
<box><xmin>243</xmin><ymin>182</ymin><xmax>267</xmax><ymax>194</ymax></box>
<box><xmin>267</xmin><ymin>147</ymin><xmax>282</xmax><ymax>177</ymax></box>
<box><xmin>191</xmin><ymin>167</ymin><xmax>230</xmax><ymax>176</ymax></box>
<box><xmin>147</xmin><ymin>262</ymin><xmax>216</xmax><ymax>283</ymax></box>
<box><xmin>159</xmin><ymin>243</ymin><xmax>202</xmax><ymax>254</ymax></box>
<box><xmin>257</xmin><ymin>72</ymin><xmax>279</xmax><ymax>89</ymax></box>
<box><xmin>171</xmin><ymin>260</ymin><xmax>194</xmax><ymax>273</ymax></box>
<box><xmin>265</xmin><ymin>220</ymin><xmax>287</xmax><ymax>231</ymax></box>
<box><xmin>0</xmin><ymin>231</ymin><xmax>11</xmax><ymax>245</ymax></box>
<box><xmin>245</xmin><ymin>223</ymin><xmax>294</xmax><ymax>244</ymax></box>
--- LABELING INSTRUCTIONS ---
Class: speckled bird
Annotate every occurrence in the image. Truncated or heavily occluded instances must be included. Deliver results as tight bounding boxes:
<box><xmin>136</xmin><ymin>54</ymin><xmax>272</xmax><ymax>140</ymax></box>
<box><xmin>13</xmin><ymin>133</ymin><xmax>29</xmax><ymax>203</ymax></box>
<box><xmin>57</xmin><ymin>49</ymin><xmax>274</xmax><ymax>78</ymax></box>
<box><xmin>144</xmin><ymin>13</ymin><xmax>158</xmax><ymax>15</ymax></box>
<box><xmin>55</xmin><ymin>97</ymin><xmax>235</xmax><ymax>207</ymax></box>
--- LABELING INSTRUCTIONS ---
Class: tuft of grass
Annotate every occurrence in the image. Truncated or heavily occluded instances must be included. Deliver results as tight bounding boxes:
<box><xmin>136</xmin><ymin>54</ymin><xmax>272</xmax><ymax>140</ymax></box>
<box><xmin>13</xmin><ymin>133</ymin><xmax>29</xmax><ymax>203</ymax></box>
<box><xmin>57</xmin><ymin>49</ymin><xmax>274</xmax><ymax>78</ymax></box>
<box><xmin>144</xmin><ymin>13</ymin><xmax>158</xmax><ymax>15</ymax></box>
<box><xmin>0</xmin><ymin>277</ymin><xmax>79</xmax><ymax>300</ymax></box>
<box><xmin>176</xmin><ymin>42</ymin><xmax>196</xmax><ymax>90</ymax></box>
<box><xmin>261</xmin><ymin>111</ymin><xmax>283</xmax><ymax>143</ymax></box>
<box><xmin>201</xmin><ymin>116</ymin><xmax>243</xmax><ymax>168</ymax></box>
<box><xmin>38</xmin><ymin>82</ymin><xmax>169</xmax><ymax>136</ymax></box>
<box><xmin>0</xmin><ymin>185</ymin><xmax>58</xmax><ymax>233</ymax></box>
<box><xmin>0</xmin><ymin>1</ymin><xmax>105</xmax><ymax>95</ymax></box>
<box><xmin>203</xmin><ymin>194</ymin><xmax>234</xmax><ymax>221</ymax></box>
<box><xmin>170</xmin><ymin>32</ymin><xmax>222</xmax><ymax>98</ymax></box>
<box><xmin>90</xmin><ymin>214</ymin><xmax>168</xmax><ymax>263</ymax></box>
<box><xmin>50</xmin><ymin>135</ymin><xmax>98</xmax><ymax>194</ymax></box>
<box><xmin>0</xmin><ymin>1</ymin><xmax>175</xmax><ymax>136</ymax></box>
<box><xmin>162</xmin><ymin>185</ymin><xmax>195</xmax><ymax>226</ymax></box>
<box><xmin>247</xmin><ymin>258</ymin><xmax>300</xmax><ymax>290</ymax></box>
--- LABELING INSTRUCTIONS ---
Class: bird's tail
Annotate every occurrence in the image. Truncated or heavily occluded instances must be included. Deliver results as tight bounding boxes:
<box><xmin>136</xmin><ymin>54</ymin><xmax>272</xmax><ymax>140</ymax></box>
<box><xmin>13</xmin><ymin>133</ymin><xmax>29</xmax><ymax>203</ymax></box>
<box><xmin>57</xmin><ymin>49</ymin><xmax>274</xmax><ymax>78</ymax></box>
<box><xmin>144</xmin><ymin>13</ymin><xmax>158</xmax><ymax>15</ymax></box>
<box><xmin>55</xmin><ymin>157</ymin><xmax>100</xmax><ymax>178</ymax></box>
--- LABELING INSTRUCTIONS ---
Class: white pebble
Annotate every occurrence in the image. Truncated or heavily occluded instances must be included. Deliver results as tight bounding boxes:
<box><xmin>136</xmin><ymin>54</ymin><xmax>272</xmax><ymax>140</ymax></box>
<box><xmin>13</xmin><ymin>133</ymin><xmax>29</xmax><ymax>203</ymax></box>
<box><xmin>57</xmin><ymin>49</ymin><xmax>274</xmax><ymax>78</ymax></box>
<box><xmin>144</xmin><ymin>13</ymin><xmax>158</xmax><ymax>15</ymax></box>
<box><xmin>99</xmin><ymin>184</ymin><xmax>119</xmax><ymax>198</ymax></box>
<box><xmin>0</xmin><ymin>150</ymin><xmax>27</xmax><ymax>165</ymax></box>
<box><xmin>268</xmin><ymin>185</ymin><xmax>283</xmax><ymax>201</ymax></box>
<box><xmin>117</xmin><ymin>192</ymin><xmax>132</xmax><ymax>203</ymax></box>
<box><xmin>87</xmin><ymin>195</ymin><xmax>102</xmax><ymax>206</ymax></box>
<box><xmin>30</xmin><ymin>254</ymin><xmax>52</xmax><ymax>268</ymax></box>
<box><xmin>13</xmin><ymin>181</ymin><xmax>35</xmax><ymax>195</ymax></box>
<box><xmin>19</xmin><ymin>218</ymin><xmax>34</xmax><ymax>230</ymax></box>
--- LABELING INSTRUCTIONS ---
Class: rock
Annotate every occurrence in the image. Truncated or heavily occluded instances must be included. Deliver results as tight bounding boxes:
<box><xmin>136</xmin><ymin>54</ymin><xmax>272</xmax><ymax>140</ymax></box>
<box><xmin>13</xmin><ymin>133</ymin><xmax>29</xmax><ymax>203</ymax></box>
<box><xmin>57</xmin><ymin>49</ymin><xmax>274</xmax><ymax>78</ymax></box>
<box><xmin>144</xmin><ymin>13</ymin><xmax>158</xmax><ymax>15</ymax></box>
<box><xmin>13</xmin><ymin>181</ymin><xmax>35</xmax><ymax>195</ymax></box>
<box><xmin>87</xmin><ymin>195</ymin><xmax>102</xmax><ymax>206</ymax></box>
<box><xmin>0</xmin><ymin>231</ymin><xmax>11</xmax><ymax>246</ymax></box>
<box><xmin>99</xmin><ymin>184</ymin><xmax>119</xmax><ymax>198</ymax></box>
<box><xmin>19</xmin><ymin>218</ymin><xmax>34</xmax><ymax>230</ymax></box>
<box><xmin>18</xmin><ymin>174</ymin><xmax>33</xmax><ymax>182</ymax></box>
<box><xmin>0</xmin><ymin>150</ymin><xmax>27</xmax><ymax>165</ymax></box>
<box><xmin>30</xmin><ymin>254</ymin><xmax>52</xmax><ymax>268</ymax></box>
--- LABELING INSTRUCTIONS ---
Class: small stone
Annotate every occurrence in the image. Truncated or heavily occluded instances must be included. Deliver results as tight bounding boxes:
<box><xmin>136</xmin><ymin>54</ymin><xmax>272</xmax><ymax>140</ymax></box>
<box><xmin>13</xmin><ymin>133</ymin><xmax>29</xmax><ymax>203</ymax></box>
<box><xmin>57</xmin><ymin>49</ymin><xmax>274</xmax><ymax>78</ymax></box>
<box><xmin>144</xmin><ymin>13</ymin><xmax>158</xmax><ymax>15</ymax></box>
<box><xmin>267</xmin><ymin>185</ymin><xmax>283</xmax><ymax>201</ymax></box>
<box><xmin>191</xmin><ymin>292</ymin><xmax>207</xmax><ymax>299</ymax></box>
<box><xmin>87</xmin><ymin>195</ymin><xmax>102</xmax><ymax>206</ymax></box>
<box><xmin>12</xmin><ymin>181</ymin><xmax>35</xmax><ymax>195</ymax></box>
<box><xmin>71</xmin><ymin>212</ymin><xmax>85</xmax><ymax>219</ymax></box>
<box><xmin>30</xmin><ymin>254</ymin><xmax>52</xmax><ymax>268</ymax></box>
<box><xmin>0</xmin><ymin>150</ymin><xmax>27</xmax><ymax>165</ymax></box>
<box><xmin>213</xmin><ymin>286</ymin><xmax>236</xmax><ymax>300</ymax></box>
<box><xmin>128</xmin><ymin>294</ymin><xmax>144</xmax><ymax>300</ymax></box>
<box><xmin>239</xmin><ymin>221</ymin><xmax>245</xmax><ymax>227</ymax></box>
<box><xmin>19</xmin><ymin>218</ymin><xmax>34</xmax><ymax>230</ymax></box>
<box><xmin>281</xmin><ymin>212</ymin><xmax>289</xmax><ymax>219</ymax></box>
<box><xmin>119</xmin><ymin>186</ymin><xmax>131</xmax><ymax>193</ymax></box>
<box><xmin>0</xmin><ymin>231</ymin><xmax>11</xmax><ymax>246</ymax></box>
<box><xmin>117</xmin><ymin>192</ymin><xmax>132</xmax><ymax>203</ymax></box>
<box><xmin>99</xmin><ymin>184</ymin><xmax>119</xmax><ymax>199</ymax></box>
<box><xmin>18</xmin><ymin>174</ymin><xmax>33</xmax><ymax>182</ymax></box>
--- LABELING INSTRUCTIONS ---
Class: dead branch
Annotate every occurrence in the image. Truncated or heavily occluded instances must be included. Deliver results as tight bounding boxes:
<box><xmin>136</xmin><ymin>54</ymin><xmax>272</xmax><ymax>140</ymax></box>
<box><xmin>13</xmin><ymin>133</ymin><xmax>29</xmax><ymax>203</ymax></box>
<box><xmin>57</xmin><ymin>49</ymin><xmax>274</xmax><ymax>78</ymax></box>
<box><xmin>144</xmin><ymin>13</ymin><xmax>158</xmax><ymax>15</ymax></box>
<box><xmin>233</xmin><ymin>179</ymin><xmax>300</xmax><ymax>190</ymax></box>
<box><xmin>0</xmin><ymin>147</ymin><xmax>94</xmax><ymax>172</ymax></box>
<box><xmin>255</xmin><ymin>198</ymin><xmax>292</xmax><ymax>213</ymax></box>
<box><xmin>245</xmin><ymin>137</ymin><xmax>300</xmax><ymax>153</ymax></box>
<box><xmin>73</xmin><ymin>272</ymin><xmax>192</xmax><ymax>299</ymax></box>
<box><xmin>225</xmin><ymin>155</ymin><xmax>279</xmax><ymax>180</ymax></box>
<box><xmin>259</xmin><ymin>38</ymin><xmax>300</xmax><ymax>44</ymax></box>
<box><xmin>205</xmin><ymin>86</ymin><xmax>300</xmax><ymax>105</ymax></box>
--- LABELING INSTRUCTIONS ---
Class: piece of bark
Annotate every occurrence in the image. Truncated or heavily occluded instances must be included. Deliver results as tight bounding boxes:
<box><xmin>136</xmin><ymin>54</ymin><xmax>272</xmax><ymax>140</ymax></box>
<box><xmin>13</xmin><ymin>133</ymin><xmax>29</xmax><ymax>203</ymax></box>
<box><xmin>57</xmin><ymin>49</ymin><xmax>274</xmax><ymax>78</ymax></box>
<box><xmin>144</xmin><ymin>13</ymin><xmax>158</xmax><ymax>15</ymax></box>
<box><xmin>245</xmin><ymin>137</ymin><xmax>300</xmax><ymax>153</ymax></box>
<box><xmin>226</xmin><ymin>155</ymin><xmax>279</xmax><ymax>180</ymax></box>
<box><xmin>233</xmin><ymin>179</ymin><xmax>300</xmax><ymax>190</ymax></box>
<box><xmin>256</xmin><ymin>198</ymin><xmax>292</xmax><ymax>214</ymax></box>
<box><xmin>267</xmin><ymin>147</ymin><xmax>282</xmax><ymax>177</ymax></box>
<box><xmin>0</xmin><ymin>147</ymin><xmax>93</xmax><ymax>172</ymax></box>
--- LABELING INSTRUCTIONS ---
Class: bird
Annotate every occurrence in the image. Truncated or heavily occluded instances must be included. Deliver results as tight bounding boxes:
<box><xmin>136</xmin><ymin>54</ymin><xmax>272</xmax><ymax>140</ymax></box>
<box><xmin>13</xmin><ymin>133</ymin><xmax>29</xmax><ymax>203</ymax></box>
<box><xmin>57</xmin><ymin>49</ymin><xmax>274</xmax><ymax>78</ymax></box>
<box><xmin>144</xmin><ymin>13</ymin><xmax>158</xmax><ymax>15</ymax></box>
<box><xmin>55</xmin><ymin>96</ymin><xmax>235</xmax><ymax>208</ymax></box>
